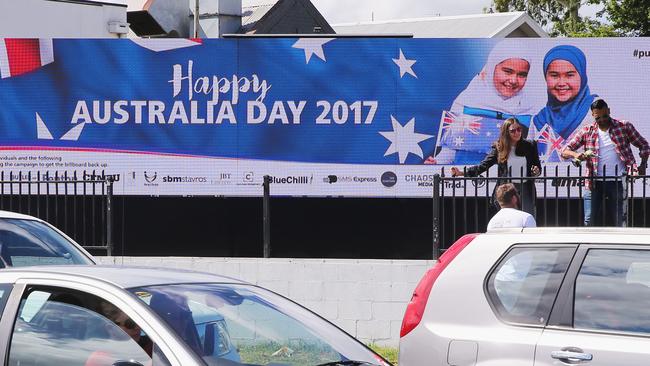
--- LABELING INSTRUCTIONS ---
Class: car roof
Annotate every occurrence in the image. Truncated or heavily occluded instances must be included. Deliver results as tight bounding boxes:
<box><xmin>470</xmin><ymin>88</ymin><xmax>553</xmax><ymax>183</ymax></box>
<box><xmin>0</xmin><ymin>210</ymin><xmax>42</xmax><ymax>221</ymax></box>
<box><xmin>485</xmin><ymin>227</ymin><xmax>650</xmax><ymax>235</ymax></box>
<box><xmin>0</xmin><ymin>265</ymin><xmax>246</xmax><ymax>288</ymax></box>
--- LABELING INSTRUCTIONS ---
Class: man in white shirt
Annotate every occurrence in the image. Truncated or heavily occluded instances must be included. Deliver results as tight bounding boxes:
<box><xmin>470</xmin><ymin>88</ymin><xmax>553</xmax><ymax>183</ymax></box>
<box><xmin>487</xmin><ymin>183</ymin><xmax>537</xmax><ymax>229</ymax></box>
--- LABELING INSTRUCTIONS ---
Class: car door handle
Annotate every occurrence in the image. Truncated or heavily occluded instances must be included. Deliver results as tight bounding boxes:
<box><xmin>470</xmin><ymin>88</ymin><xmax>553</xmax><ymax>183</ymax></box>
<box><xmin>551</xmin><ymin>349</ymin><xmax>593</xmax><ymax>363</ymax></box>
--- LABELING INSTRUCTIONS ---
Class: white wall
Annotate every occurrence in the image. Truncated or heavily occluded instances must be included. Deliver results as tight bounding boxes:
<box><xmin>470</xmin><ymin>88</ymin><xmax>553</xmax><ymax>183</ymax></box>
<box><xmin>97</xmin><ymin>257</ymin><xmax>434</xmax><ymax>347</ymax></box>
<box><xmin>0</xmin><ymin>0</ymin><xmax>127</xmax><ymax>38</ymax></box>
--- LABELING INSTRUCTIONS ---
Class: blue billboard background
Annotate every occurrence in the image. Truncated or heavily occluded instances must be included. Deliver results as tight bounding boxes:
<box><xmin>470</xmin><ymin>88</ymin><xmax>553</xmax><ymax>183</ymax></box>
<box><xmin>0</xmin><ymin>38</ymin><xmax>489</xmax><ymax>164</ymax></box>
<box><xmin>2</xmin><ymin>38</ymin><xmax>650</xmax><ymax>197</ymax></box>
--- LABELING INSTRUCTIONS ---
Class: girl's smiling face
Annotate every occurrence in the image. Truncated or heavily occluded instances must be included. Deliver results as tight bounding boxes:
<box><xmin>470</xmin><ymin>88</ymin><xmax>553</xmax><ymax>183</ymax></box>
<box><xmin>493</xmin><ymin>58</ymin><xmax>530</xmax><ymax>98</ymax></box>
<box><xmin>545</xmin><ymin>59</ymin><xmax>582</xmax><ymax>103</ymax></box>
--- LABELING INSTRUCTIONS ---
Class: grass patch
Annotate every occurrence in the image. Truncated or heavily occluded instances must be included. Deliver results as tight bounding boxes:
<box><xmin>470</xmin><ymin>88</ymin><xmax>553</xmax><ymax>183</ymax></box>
<box><xmin>368</xmin><ymin>344</ymin><xmax>398</xmax><ymax>365</ymax></box>
<box><xmin>237</xmin><ymin>340</ymin><xmax>340</xmax><ymax>365</ymax></box>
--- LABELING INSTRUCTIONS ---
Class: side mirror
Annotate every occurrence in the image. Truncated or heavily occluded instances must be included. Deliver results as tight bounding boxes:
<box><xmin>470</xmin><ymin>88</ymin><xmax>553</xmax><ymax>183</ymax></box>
<box><xmin>203</xmin><ymin>320</ymin><xmax>234</xmax><ymax>357</ymax></box>
<box><xmin>204</xmin><ymin>322</ymin><xmax>216</xmax><ymax>355</ymax></box>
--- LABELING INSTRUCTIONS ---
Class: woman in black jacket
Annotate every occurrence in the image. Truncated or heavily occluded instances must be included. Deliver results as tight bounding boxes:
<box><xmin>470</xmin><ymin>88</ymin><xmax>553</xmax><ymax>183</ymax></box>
<box><xmin>450</xmin><ymin>117</ymin><xmax>541</xmax><ymax>216</ymax></box>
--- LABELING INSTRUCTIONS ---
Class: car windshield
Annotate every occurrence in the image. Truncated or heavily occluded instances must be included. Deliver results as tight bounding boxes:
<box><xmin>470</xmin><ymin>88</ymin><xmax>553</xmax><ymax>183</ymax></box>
<box><xmin>129</xmin><ymin>283</ymin><xmax>387</xmax><ymax>366</ymax></box>
<box><xmin>0</xmin><ymin>218</ymin><xmax>92</xmax><ymax>267</ymax></box>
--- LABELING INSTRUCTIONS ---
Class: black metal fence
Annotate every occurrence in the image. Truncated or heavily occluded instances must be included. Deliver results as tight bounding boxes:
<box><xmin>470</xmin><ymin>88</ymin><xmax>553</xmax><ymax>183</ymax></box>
<box><xmin>0</xmin><ymin>172</ymin><xmax>293</xmax><ymax>259</ymax></box>
<box><xmin>7</xmin><ymin>168</ymin><xmax>646</xmax><ymax>261</ymax></box>
<box><xmin>432</xmin><ymin>166</ymin><xmax>650</xmax><ymax>259</ymax></box>
<box><xmin>0</xmin><ymin>171</ymin><xmax>114</xmax><ymax>255</ymax></box>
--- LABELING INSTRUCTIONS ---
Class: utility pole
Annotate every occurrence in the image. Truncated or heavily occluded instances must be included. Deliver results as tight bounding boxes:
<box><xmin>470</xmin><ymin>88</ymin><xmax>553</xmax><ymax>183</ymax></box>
<box><xmin>194</xmin><ymin>0</ymin><xmax>200</xmax><ymax>38</ymax></box>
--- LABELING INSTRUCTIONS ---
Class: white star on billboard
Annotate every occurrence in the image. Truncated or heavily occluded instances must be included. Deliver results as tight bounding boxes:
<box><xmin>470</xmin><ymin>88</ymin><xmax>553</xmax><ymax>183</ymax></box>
<box><xmin>380</xmin><ymin>116</ymin><xmax>433</xmax><ymax>163</ymax></box>
<box><xmin>292</xmin><ymin>38</ymin><xmax>335</xmax><ymax>63</ymax></box>
<box><xmin>392</xmin><ymin>49</ymin><xmax>417</xmax><ymax>78</ymax></box>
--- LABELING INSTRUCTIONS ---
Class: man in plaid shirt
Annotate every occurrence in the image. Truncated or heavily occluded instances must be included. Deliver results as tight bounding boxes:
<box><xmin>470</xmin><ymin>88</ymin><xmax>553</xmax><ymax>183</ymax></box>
<box><xmin>562</xmin><ymin>99</ymin><xmax>650</xmax><ymax>226</ymax></box>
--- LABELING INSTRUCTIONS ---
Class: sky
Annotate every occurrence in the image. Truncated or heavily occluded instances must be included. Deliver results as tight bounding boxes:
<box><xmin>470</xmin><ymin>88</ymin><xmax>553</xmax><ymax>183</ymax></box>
<box><xmin>122</xmin><ymin>0</ymin><xmax>603</xmax><ymax>28</ymax></box>
<box><xmin>243</xmin><ymin>0</ymin><xmax>602</xmax><ymax>26</ymax></box>
<box><xmin>309</xmin><ymin>0</ymin><xmax>493</xmax><ymax>24</ymax></box>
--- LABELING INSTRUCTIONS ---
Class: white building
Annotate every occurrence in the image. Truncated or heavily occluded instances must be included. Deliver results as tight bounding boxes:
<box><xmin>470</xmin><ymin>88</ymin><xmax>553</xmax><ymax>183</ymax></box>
<box><xmin>0</xmin><ymin>0</ymin><xmax>129</xmax><ymax>38</ymax></box>
<box><xmin>127</xmin><ymin>0</ymin><xmax>243</xmax><ymax>38</ymax></box>
<box><xmin>333</xmin><ymin>11</ymin><xmax>548</xmax><ymax>38</ymax></box>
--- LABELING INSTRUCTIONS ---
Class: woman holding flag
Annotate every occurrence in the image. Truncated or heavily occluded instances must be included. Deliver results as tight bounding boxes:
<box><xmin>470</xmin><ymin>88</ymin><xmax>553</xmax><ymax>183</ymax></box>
<box><xmin>450</xmin><ymin>117</ymin><xmax>542</xmax><ymax>217</ymax></box>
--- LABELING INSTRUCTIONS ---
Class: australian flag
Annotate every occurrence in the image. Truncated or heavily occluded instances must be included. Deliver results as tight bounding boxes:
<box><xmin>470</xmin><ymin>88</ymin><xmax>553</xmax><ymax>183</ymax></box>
<box><xmin>437</xmin><ymin>107</ymin><xmax>515</xmax><ymax>155</ymax></box>
<box><xmin>537</xmin><ymin>125</ymin><xmax>565</xmax><ymax>163</ymax></box>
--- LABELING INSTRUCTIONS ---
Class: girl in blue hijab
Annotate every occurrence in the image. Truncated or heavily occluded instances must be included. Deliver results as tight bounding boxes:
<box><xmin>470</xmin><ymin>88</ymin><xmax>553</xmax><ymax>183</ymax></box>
<box><xmin>535</xmin><ymin>45</ymin><xmax>597</xmax><ymax>140</ymax></box>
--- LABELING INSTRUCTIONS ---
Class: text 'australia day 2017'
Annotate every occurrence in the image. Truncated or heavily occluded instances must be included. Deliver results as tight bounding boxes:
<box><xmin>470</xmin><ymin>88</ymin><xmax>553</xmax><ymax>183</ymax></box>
<box><xmin>68</xmin><ymin>60</ymin><xmax>378</xmax><ymax>126</ymax></box>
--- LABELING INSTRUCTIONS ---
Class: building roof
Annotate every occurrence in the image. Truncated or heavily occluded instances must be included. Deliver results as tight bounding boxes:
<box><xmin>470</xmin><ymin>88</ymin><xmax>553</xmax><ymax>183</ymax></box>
<box><xmin>240</xmin><ymin>0</ymin><xmax>334</xmax><ymax>34</ymax></box>
<box><xmin>333</xmin><ymin>12</ymin><xmax>547</xmax><ymax>38</ymax></box>
<box><xmin>50</xmin><ymin>0</ymin><xmax>126</xmax><ymax>7</ymax></box>
<box><xmin>241</xmin><ymin>2</ymin><xmax>276</xmax><ymax>33</ymax></box>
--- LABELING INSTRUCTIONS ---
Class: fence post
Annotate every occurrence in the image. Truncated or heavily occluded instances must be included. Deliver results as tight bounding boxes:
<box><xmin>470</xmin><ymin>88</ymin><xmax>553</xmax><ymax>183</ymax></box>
<box><xmin>432</xmin><ymin>173</ymin><xmax>441</xmax><ymax>260</ymax></box>
<box><xmin>106</xmin><ymin>177</ymin><xmax>114</xmax><ymax>257</ymax></box>
<box><xmin>263</xmin><ymin>175</ymin><xmax>271</xmax><ymax>258</ymax></box>
<box><xmin>628</xmin><ymin>175</ymin><xmax>634</xmax><ymax>227</ymax></box>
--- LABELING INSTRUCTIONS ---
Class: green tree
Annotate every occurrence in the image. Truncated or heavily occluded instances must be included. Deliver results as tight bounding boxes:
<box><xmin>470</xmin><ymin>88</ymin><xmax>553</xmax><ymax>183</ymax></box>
<box><xmin>602</xmin><ymin>0</ymin><xmax>650</xmax><ymax>36</ymax></box>
<box><xmin>491</xmin><ymin>0</ymin><xmax>650</xmax><ymax>36</ymax></box>
<box><xmin>562</xmin><ymin>17</ymin><xmax>621</xmax><ymax>37</ymax></box>
<box><xmin>490</xmin><ymin>0</ymin><xmax>582</xmax><ymax>35</ymax></box>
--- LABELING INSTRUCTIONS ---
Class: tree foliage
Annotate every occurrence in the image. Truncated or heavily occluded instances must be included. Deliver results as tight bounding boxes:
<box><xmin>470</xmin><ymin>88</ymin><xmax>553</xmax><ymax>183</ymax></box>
<box><xmin>562</xmin><ymin>18</ymin><xmax>621</xmax><ymax>37</ymax></box>
<box><xmin>603</xmin><ymin>0</ymin><xmax>650</xmax><ymax>36</ymax></box>
<box><xmin>491</xmin><ymin>0</ymin><xmax>581</xmax><ymax>35</ymax></box>
<box><xmin>489</xmin><ymin>0</ymin><xmax>650</xmax><ymax>37</ymax></box>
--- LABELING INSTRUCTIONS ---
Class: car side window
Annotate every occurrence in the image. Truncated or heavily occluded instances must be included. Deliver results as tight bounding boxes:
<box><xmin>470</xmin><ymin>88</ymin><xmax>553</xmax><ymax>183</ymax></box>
<box><xmin>0</xmin><ymin>219</ymin><xmax>90</xmax><ymax>267</ymax></box>
<box><xmin>486</xmin><ymin>247</ymin><xmax>574</xmax><ymax>325</ymax></box>
<box><xmin>8</xmin><ymin>287</ymin><xmax>161</xmax><ymax>366</ymax></box>
<box><xmin>0</xmin><ymin>283</ymin><xmax>13</xmax><ymax>319</ymax></box>
<box><xmin>574</xmin><ymin>249</ymin><xmax>650</xmax><ymax>334</ymax></box>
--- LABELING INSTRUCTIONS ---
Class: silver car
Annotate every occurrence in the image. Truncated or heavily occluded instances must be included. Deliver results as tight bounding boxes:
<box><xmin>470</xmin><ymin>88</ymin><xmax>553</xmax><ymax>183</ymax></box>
<box><xmin>0</xmin><ymin>265</ymin><xmax>390</xmax><ymax>366</ymax></box>
<box><xmin>0</xmin><ymin>210</ymin><xmax>95</xmax><ymax>267</ymax></box>
<box><xmin>399</xmin><ymin>227</ymin><xmax>650</xmax><ymax>366</ymax></box>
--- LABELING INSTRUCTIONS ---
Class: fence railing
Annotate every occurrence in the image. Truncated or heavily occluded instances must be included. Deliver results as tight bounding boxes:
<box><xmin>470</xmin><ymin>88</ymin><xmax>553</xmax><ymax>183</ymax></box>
<box><xmin>432</xmin><ymin>166</ymin><xmax>650</xmax><ymax>259</ymax></box>
<box><xmin>0</xmin><ymin>171</ymin><xmax>114</xmax><ymax>255</ymax></box>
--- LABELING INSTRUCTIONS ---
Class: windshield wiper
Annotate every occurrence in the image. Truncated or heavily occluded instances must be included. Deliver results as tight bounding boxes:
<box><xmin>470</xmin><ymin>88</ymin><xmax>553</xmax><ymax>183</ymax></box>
<box><xmin>314</xmin><ymin>361</ymin><xmax>378</xmax><ymax>366</ymax></box>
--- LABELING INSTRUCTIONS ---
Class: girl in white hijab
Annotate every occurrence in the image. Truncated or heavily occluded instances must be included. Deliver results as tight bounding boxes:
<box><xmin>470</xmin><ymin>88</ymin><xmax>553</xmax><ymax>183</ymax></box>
<box><xmin>429</xmin><ymin>41</ymin><xmax>544</xmax><ymax>164</ymax></box>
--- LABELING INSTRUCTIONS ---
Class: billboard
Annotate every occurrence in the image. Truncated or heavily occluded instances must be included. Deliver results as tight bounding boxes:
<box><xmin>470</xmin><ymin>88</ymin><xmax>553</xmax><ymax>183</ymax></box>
<box><xmin>1</xmin><ymin>38</ymin><xmax>650</xmax><ymax>197</ymax></box>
